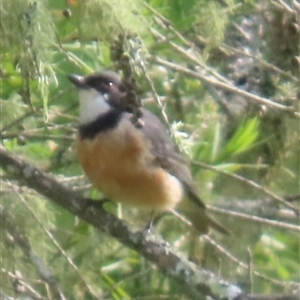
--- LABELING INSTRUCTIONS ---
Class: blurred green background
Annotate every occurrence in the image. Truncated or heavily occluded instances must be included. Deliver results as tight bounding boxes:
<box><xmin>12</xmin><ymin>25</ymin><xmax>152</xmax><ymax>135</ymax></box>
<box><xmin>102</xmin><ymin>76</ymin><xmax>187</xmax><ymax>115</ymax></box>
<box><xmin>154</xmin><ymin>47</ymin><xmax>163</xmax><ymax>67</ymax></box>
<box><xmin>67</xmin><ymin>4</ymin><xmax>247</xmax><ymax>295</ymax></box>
<box><xmin>1</xmin><ymin>0</ymin><xmax>299</xmax><ymax>299</ymax></box>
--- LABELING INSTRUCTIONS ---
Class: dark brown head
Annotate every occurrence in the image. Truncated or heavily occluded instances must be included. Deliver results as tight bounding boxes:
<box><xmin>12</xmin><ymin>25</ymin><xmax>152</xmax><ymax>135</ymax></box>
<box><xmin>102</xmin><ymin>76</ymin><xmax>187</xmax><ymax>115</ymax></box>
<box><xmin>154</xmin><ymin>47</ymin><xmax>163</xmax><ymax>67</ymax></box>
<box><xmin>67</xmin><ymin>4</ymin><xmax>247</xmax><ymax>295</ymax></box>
<box><xmin>68</xmin><ymin>71</ymin><xmax>126</xmax><ymax>124</ymax></box>
<box><xmin>68</xmin><ymin>71</ymin><xmax>126</xmax><ymax>110</ymax></box>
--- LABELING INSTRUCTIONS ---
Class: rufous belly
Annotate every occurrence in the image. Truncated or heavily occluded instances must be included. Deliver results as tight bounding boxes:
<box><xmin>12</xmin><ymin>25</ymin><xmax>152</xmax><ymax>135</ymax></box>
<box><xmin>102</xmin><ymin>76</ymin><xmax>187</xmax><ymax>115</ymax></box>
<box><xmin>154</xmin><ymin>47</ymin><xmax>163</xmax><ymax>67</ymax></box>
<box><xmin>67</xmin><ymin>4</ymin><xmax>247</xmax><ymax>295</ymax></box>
<box><xmin>76</xmin><ymin>123</ymin><xmax>183</xmax><ymax>211</ymax></box>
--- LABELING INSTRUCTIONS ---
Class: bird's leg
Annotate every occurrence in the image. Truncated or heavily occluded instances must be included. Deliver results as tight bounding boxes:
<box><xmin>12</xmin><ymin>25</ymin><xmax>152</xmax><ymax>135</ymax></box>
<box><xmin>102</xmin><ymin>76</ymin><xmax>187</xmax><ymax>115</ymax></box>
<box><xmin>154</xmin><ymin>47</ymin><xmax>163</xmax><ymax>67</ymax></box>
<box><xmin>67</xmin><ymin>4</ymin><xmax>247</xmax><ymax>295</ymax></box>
<box><xmin>142</xmin><ymin>211</ymin><xmax>155</xmax><ymax>236</ymax></box>
<box><xmin>142</xmin><ymin>211</ymin><xmax>168</xmax><ymax>236</ymax></box>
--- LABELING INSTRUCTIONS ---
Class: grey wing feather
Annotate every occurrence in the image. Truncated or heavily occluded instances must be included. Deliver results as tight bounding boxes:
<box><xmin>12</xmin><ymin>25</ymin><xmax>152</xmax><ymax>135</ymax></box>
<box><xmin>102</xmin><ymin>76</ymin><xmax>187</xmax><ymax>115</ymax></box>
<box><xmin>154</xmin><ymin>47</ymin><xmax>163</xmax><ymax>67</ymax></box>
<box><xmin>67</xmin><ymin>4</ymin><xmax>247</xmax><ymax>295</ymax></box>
<box><xmin>140</xmin><ymin>109</ymin><xmax>193</xmax><ymax>185</ymax></box>
<box><xmin>140</xmin><ymin>109</ymin><xmax>230</xmax><ymax>234</ymax></box>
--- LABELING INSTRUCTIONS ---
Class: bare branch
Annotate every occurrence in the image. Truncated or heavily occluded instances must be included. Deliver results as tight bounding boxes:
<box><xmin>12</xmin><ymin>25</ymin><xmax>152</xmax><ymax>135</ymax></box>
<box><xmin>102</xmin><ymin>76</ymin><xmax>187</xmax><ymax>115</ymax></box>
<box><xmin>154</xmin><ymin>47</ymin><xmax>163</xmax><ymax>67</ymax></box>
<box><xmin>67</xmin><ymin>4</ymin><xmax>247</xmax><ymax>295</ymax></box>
<box><xmin>150</xmin><ymin>56</ymin><xmax>299</xmax><ymax>117</ymax></box>
<box><xmin>208</xmin><ymin>206</ymin><xmax>300</xmax><ymax>233</ymax></box>
<box><xmin>1</xmin><ymin>210</ymin><xmax>67</xmax><ymax>300</ymax></box>
<box><xmin>204</xmin><ymin>236</ymin><xmax>299</xmax><ymax>289</ymax></box>
<box><xmin>0</xmin><ymin>145</ymin><xmax>241</xmax><ymax>299</ymax></box>
<box><xmin>1</xmin><ymin>144</ymin><xmax>298</xmax><ymax>300</ymax></box>
<box><xmin>10</xmin><ymin>187</ymin><xmax>100</xmax><ymax>300</ymax></box>
<box><xmin>192</xmin><ymin>160</ymin><xmax>300</xmax><ymax>213</ymax></box>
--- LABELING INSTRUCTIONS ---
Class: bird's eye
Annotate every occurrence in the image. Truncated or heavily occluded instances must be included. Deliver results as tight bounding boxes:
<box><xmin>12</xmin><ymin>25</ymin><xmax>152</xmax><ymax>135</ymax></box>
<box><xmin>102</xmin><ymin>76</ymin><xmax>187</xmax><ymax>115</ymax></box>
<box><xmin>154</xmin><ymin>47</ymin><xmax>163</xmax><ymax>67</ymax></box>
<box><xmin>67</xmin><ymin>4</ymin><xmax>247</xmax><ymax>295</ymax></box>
<box><xmin>99</xmin><ymin>82</ymin><xmax>109</xmax><ymax>92</ymax></box>
<box><xmin>96</xmin><ymin>80</ymin><xmax>115</xmax><ymax>95</ymax></box>
<box><xmin>101</xmin><ymin>81</ymin><xmax>113</xmax><ymax>90</ymax></box>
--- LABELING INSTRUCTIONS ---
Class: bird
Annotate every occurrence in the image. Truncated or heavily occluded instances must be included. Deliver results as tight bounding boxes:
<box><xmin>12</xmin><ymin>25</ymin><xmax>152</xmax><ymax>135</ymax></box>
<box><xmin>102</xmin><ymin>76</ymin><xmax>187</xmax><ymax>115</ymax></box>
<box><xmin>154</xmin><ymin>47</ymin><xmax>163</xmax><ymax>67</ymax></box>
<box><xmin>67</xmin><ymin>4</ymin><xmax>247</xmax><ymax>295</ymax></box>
<box><xmin>68</xmin><ymin>70</ymin><xmax>229</xmax><ymax>235</ymax></box>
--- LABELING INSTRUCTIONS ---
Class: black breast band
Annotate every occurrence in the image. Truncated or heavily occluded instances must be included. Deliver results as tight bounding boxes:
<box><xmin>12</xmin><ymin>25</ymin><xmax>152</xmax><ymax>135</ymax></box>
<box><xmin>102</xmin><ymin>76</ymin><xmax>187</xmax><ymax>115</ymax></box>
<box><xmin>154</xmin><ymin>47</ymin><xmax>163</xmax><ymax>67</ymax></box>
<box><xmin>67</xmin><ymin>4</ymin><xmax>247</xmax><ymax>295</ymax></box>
<box><xmin>78</xmin><ymin>109</ymin><xmax>123</xmax><ymax>139</ymax></box>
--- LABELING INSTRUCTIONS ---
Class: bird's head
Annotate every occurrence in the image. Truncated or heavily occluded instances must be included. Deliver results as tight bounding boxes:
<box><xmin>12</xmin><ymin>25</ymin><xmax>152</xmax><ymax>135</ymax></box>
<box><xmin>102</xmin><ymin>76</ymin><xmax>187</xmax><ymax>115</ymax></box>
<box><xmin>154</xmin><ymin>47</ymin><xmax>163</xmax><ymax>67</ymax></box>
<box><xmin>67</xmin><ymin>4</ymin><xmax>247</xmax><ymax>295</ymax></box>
<box><xmin>68</xmin><ymin>71</ymin><xmax>126</xmax><ymax>124</ymax></box>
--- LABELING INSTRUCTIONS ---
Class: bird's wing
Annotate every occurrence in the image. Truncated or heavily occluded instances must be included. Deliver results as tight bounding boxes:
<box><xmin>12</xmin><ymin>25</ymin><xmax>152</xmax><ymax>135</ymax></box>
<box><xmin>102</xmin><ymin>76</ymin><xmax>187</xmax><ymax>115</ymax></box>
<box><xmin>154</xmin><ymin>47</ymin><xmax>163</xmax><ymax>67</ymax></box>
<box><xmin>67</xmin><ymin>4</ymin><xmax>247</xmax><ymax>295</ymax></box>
<box><xmin>139</xmin><ymin>109</ymin><xmax>230</xmax><ymax>235</ymax></box>
<box><xmin>140</xmin><ymin>109</ymin><xmax>206</xmax><ymax>206</ymax></box>
<box><xmin>140</xmin><ymin>109</ymin><xmax>192</xmax><ymax>183</ymax></box>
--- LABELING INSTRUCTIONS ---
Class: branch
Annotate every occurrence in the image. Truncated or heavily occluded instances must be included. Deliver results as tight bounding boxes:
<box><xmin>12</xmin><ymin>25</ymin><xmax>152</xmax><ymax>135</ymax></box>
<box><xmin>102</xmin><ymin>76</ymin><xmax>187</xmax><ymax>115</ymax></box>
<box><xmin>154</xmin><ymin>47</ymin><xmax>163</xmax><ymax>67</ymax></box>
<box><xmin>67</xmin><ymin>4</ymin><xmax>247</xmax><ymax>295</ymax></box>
<box><xmin>193</xmin><ymin>160</ymin><xmax>300</xmax><ymax>213</ymax></box>
<box><xmin>1</xmin><ymin>210</ymin><xmax>67</xmax><ymax>300</ymax></box>
<box><xmin>208</xmin><ymin>198</ymin><xmax>299</xmax><ymax>224</ymax></box>
<box><xmin>0</xmin><ymin>145</ymin><xmax>239</xmax><ymax>299</ymax></box>
<box><xmin>10</xmin><ymin>186</ymin><xmax>100</xmax><ymax>300</ymax></box>
<box><xmin>208</xmin><ymin>206</ymin><xmax>300</xmax><ymax>233</ymax></box>
<box><xmin>1</xmin><ymin>146</ymin><xmax>298</xmax><ymax>300</ymax></box>
<box><xmin>150</xmin><ymin>56</ymin><xmax>299</xmax><ymax>117</ymax></box>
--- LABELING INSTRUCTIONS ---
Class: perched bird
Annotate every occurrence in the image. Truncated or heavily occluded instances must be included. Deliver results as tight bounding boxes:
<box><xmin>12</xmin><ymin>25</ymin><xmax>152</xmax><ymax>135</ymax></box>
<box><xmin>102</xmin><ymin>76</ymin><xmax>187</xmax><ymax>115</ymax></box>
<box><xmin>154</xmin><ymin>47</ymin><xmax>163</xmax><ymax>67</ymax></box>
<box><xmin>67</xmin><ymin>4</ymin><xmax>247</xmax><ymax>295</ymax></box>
<box><xmin>68</xmin><ymin>71</ymin><xmax>228</xmax><ymax>234</ymax></box>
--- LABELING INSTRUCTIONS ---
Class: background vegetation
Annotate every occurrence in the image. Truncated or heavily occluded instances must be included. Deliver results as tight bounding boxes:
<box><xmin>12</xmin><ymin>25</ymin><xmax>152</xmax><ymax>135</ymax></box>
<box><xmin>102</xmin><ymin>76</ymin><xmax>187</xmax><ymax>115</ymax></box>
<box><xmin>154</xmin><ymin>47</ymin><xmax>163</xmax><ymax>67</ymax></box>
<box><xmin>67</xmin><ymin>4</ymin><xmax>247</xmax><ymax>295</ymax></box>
<box><xmin>1</xmin><ymin>0</ymin><xmax>299</xmax><ymax>299</ymax></box>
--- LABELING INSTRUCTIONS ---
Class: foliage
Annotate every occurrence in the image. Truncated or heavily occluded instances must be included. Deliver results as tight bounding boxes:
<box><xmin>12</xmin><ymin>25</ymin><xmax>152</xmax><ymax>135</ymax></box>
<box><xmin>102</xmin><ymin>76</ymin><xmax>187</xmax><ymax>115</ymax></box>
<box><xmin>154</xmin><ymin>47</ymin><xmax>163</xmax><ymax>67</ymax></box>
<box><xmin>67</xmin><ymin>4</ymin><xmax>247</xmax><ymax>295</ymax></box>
<box><xmin>1</xmin><ymin>0</ymin><xmax>299</xmax><ymax>299</ymax></box>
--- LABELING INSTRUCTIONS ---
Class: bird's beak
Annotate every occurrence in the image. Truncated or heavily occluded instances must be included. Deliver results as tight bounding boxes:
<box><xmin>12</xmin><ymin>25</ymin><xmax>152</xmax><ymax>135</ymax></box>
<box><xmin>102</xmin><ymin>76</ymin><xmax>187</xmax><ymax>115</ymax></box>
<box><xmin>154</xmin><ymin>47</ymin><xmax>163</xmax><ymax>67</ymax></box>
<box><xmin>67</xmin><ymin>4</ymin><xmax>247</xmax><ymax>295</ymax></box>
<box><xmin>67</xmin><ymin>74</ymin><xmax>86</xmax><ymax>88</ymax></box>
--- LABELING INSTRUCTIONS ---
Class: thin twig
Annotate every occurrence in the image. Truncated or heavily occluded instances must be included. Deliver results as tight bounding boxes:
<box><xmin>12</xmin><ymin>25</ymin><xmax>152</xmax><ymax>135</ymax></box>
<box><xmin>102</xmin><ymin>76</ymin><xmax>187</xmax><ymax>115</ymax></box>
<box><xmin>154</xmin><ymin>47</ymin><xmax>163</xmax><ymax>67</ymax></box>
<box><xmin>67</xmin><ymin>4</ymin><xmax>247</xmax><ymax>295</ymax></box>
<box><xmin>150</xmin><ymin>27</ymin><xmax>232</xmax><ymax>85</ymax></box>
<box><xmin>207</xmin><ymin>206</ymin><xmax>300</xmax><ymax>233</ymax></box>
<box><xmin>145</xmin><ymin>2</ymin><xmax>298</xmax><ymax>83</ymax></box>
<box><xmin>151</xmin><ymin>56</ymin><xmax>299</xmax><ymax>116</ymax></box>
<box><xmin>4</xmin><ymin>270</ymin><xmax>45</xmax><ymax>300</ymax></box>
<box><xmin>171</xmin><ymin>208</ymin><xmax>299</xmax><ymax>288</ymax></box>
<box><xmin>0</xmin><ymin>145</ymin><xmax>245</xmax><ymax>300</ymax></box>
<box><xmin>1</xmin><ymin>209</ymin><xmax>67</xmax><ymax>300</ymax></box>
<box><xmin>204</xmin><ymin>235</ymin><xmax>300</xmax><ymax>288</ymax></box>
<box><xmin>1</xmin><ymin>133</ymin><xmax>75</xmax><ymax>141</ymax></box>
<box><xmin>139</xmin><ymin>63</ymin><xmax>175</xmax><ymax>136</ymax></box>
<box><xmin>192</xmin><ymin>160</ymin><xmax>299</xmax><ymax>213</ymax></box>
<box><xmin>13</xmin><ymin>188</ymin><xmax>101</xmax><ymax>300</ymax></box>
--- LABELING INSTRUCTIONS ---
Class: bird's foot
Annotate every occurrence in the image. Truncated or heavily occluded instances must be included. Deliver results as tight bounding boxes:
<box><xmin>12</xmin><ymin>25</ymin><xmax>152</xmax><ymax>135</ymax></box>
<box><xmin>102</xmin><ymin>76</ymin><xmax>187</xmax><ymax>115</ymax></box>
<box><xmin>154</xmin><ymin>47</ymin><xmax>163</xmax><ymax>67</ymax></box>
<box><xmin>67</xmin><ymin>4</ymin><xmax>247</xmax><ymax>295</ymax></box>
<box><xmin>142</xmin><ymin>212</ymin><xmax>167</xmax><ymax>237</ymax></box>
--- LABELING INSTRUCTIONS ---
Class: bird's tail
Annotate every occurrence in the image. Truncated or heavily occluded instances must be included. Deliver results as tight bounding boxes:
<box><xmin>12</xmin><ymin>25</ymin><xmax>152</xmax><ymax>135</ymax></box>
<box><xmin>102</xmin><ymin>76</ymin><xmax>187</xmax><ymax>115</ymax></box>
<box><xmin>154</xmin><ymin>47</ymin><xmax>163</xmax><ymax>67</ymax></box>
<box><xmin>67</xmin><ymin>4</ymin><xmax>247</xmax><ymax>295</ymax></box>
<box><xmin>178</xmin><ymin>187</ymin><xmax>230</xmax><ymax>235</ymax></box>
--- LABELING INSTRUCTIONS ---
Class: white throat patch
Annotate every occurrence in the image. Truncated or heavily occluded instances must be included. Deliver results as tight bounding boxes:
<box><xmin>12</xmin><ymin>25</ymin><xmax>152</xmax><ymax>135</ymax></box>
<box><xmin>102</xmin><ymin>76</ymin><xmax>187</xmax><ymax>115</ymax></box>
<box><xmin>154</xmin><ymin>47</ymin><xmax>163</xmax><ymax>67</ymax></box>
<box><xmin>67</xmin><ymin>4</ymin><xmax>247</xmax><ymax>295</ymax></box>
<box><xmin>78</xmin><ymin>89</ymin><xmax>110</xmax><ymax>124</ymax></box>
